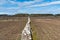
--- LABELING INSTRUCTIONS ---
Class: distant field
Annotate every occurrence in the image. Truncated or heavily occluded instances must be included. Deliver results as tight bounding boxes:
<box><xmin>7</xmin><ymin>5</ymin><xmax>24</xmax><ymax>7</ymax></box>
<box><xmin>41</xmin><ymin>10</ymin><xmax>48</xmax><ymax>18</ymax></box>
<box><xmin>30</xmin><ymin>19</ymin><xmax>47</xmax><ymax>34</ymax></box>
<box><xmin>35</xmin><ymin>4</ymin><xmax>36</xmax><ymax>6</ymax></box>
<box><xmin>31</xmin><ymin>17</ymin><xmax>60</xmax><ymax>40</ymax></box>
<box><xmin>0</xmin><ymin>17</ymin><xmax>27</xmax><ymax>40</ymax></box>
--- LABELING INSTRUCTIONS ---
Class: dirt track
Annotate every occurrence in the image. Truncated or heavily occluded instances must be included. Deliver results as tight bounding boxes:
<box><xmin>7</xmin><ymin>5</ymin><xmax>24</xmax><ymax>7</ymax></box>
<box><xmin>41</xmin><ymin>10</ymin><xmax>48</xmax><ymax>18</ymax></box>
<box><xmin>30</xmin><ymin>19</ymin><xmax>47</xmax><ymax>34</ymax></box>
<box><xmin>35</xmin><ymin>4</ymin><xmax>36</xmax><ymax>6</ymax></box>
<box><xmin>31</xmin><ymin>17</ymin><xmax>60</xmax><ymax>40</ymax></box>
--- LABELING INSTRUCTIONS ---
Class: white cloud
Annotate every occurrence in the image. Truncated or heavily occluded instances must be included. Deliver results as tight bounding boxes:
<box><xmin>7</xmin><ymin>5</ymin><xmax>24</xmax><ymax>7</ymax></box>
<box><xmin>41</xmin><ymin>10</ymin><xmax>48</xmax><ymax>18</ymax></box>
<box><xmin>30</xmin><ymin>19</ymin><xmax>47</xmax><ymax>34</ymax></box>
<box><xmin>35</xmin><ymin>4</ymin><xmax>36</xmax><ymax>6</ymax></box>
<box><xmin>0</xmin><ymin>0</ymin><xmax>44</xmax><ymax>14</ymax></box>
<box><xmin>0</xmin><ymin>0</ymin><xmax>60</xmax><ymax>14</ymax></box>
<box><xmin>27</xmin><ymin>1</ymin><xmax>60</xmax><ymax>7</ymax></box>
<box><xmin>0</xmin><ymin>12</ymin><xmax>9</xmax><ymax>14</ymax></box>
<box><xmin>8</xmin><ymin>0</ymin><xmax>43</xmax><ymax>7</ymax></box>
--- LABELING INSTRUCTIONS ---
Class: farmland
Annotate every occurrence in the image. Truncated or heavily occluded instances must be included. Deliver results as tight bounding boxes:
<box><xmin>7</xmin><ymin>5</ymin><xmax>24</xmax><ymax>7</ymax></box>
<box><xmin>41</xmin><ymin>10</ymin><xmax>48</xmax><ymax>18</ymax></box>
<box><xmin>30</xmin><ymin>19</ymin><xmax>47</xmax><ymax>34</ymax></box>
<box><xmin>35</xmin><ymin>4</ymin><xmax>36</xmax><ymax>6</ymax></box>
<box><xmin>31</xmin><ymin>17</ymin><xmax>60</xmax><ymax>40</ymax></box>
<box><xmin>0</xmin><ymin>14</ymin><xmax>60</xmax><ymax>40</ymax></box>
<box><xmin>0</xmin><ymin>17</ymin><xmax>27</xmax><ymax>40</ymax></box>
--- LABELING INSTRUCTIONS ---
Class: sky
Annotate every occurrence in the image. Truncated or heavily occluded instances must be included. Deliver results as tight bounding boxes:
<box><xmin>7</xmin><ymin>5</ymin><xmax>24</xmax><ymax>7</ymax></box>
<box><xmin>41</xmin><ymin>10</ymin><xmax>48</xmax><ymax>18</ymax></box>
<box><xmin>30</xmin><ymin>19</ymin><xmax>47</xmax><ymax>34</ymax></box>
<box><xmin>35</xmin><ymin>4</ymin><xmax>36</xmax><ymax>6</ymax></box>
<box><xmin>0</xmin><ymin>0</ymin><xmax>60</xmax><ymax>15</ymax></box>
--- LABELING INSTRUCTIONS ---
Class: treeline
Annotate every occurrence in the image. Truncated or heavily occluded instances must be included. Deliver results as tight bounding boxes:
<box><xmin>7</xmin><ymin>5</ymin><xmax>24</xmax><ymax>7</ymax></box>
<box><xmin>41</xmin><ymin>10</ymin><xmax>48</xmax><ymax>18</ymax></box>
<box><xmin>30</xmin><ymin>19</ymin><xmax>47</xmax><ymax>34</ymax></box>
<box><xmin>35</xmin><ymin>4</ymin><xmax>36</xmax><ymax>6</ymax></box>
<box><xmin>0</xmin><ymin>14</ymin><xmax>29</xmax><ymax>17</ymax></box>
<box><xmin>30</xmin><ymin>14</ymin><xmax>54</xmax><ymax>17</ymax></box>
<box><xmin>0</xmin><ymin>14</ymin><xmax>60</xmax><ymax>17</ymax></box>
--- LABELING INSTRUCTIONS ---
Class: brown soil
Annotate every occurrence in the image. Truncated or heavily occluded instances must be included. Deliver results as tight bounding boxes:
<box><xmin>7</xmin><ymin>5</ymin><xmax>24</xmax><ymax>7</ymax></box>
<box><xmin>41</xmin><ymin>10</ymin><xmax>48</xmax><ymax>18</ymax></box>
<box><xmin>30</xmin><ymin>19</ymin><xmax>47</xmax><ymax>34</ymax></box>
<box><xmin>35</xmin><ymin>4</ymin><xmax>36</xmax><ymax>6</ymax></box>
<box><xmin>0</xmin><ymin>17</ymin><xmax>27</xmax><ymax>40</ymax></box>
<box><xmin>31</xmin><ymin>17</ymin><xmax>60</xmax><ymax>40</ymax></box>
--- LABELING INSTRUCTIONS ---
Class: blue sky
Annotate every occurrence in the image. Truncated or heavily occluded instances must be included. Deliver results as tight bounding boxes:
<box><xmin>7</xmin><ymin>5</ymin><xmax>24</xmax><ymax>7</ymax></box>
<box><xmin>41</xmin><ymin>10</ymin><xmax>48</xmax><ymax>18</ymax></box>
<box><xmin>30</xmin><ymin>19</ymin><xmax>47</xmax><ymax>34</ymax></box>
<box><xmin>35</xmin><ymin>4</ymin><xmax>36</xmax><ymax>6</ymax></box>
<box><xmin>0</xmin><ymin>0</ymin><xmax>60</xmax><ymax>15</ymax></box>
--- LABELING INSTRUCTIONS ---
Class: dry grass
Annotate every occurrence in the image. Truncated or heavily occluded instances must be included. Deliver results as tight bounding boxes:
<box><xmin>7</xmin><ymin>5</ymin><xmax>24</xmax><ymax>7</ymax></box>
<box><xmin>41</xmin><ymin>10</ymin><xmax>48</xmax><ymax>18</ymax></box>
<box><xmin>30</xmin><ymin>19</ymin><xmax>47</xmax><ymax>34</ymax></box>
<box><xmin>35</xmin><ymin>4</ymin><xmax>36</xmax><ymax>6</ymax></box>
<box><xmin>31</xmin><ymin>17</ymin><xmax>60</xmax><ymax>40</ymax></box>
<box><xmin>0</xmin><ymin>17</ymin><xmax>27</xmax><ymax>40</ymax></box>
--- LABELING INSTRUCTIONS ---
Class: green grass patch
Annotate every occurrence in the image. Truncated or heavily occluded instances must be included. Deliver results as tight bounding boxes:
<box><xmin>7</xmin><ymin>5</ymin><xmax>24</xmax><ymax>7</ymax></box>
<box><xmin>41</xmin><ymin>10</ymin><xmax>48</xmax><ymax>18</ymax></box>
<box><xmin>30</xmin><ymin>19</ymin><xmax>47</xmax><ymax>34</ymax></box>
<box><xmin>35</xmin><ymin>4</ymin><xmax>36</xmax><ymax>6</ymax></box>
<box><xmin>31</xmin><ymin>22</ymin><xmax>37</xmax><ymax>40</ymax></box>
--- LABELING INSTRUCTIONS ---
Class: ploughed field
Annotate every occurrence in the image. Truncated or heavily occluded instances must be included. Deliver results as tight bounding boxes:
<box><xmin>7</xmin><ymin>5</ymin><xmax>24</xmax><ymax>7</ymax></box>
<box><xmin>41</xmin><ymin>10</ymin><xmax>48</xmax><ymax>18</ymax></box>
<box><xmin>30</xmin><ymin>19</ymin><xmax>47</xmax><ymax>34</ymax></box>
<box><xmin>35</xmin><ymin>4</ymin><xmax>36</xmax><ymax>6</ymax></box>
<box><xmin>31</xmin><ymin>17</ymin><xmax>60</xmax><ymax>40</ymax></box>
<box><xmin>0</xmin><ymin>17</ymin><xmax>27</xmax><ymax>40</ymax></box>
